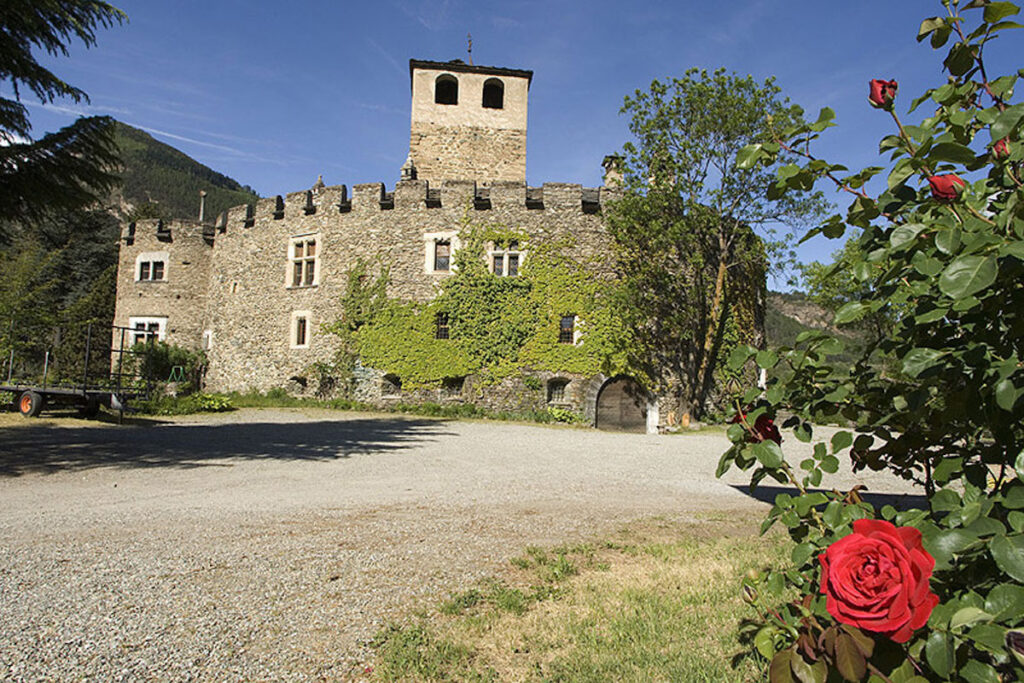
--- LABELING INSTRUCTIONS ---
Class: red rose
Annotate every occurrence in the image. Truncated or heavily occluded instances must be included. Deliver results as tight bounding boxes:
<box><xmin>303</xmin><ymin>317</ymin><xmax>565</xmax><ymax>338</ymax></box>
<box><xmin>868</xmin><ymin>79</ymin><xmax>898</xmax><ymax>109</ymax></box>
<box><xmin>927</xmin><ymin>174</ymin><xmax>966</xmax><ymax>202</ymax></box>
<box><xmin>730</xmin><ymin>411</ymin><xmax>783</xmax><ymax>445</ymax></box>
<box><xmin>993</xmin><ymin>138</ymin><xmax>1011</xmax><ymax>160</ymax></box>
<box><xmin>753</xmin><ymin>414</ymin><xmax>782</xmax><ymax>445</ymax></box>
<box><xmin>819</xmin><ymin>519</ymin><xmax>939</xmax><ymax>643</ymax></box>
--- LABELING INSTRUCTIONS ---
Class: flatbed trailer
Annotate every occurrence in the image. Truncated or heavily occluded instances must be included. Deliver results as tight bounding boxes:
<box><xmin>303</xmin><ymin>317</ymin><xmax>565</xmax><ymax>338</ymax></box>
<box><xmin>2</xmin><ymin>322</ymin><xmax>153</xmax><ymax>421</ymax></box>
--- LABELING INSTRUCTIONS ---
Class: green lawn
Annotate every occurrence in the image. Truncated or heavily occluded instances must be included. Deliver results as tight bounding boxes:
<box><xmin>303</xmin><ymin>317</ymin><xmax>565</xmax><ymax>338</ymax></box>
<box><xmin>370</xmin><ymin>514</ymin><xmax>785</xmax><ymax>682</ymax></box>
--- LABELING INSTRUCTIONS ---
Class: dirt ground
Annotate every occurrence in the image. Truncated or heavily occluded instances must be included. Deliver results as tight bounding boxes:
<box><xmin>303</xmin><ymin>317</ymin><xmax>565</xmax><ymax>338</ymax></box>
<box><xmin>0</xmin><ymin>408</ymin><xmax>923</xmax><ymax>680</ymax></box>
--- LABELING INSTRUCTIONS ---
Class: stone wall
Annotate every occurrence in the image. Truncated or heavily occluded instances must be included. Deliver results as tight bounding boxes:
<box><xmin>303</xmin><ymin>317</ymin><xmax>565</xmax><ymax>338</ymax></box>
<box><xmin>112</xmin><ymin>219</ymin><xmax>212</xmax><ymax>352</ymax></box>
<box><xmin>409</xmin><ymin>124</ymin><xmax>527</xmax><ymax>185</ymax></box>
<box><xmin>123</xmin><ymin>180</ymin><xmax>616</xmax><ymax>394</ymax></box>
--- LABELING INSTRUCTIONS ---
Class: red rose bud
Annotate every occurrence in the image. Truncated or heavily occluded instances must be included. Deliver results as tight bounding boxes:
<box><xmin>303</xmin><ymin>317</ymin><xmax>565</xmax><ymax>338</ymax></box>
<box><xmin>819</xmin><ymin>519</ymin><xmax>939</xmax><ymax>643</ymax></box>
<box><xmin>993</xmin><ymin>137</ymin><xmax>1011</xmax><ymax>160</ymax></box>
<box><xmin>927</xmin><ymin>174</ymin><xmax>966</xmax><ymax>202</ymax></box>
<box><xmin>869</xmin><ymin>79</ymin><xmax>898</xmax><ymax>109</ymax></box>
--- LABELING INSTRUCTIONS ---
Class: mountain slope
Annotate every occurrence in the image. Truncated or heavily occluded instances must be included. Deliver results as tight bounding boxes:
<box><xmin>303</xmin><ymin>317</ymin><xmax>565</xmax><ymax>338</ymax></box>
<box><xmin>766</xmin><ymin>291</ymin><xmax>862</xmax><ymax>368</ymax></box>
<box><xmin>113</xmin><ymin>122</ymin><xmax>258</xmax><ymax>221</ymax></box>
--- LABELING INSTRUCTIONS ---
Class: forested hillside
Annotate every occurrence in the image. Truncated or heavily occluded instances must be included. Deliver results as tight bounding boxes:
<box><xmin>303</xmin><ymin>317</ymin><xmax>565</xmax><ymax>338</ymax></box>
<box><xmin>113</xmin><ymin>122</ymin><xmax>259</xmax><ymax>221</ymax></box>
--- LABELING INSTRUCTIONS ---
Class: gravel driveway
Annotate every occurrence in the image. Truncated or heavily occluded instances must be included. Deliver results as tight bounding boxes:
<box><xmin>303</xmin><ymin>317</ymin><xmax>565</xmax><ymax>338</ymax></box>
<box><xmin>0</xmin><ymin>408</ymin><xmax>922</xmax><ymax>681</ymax></box>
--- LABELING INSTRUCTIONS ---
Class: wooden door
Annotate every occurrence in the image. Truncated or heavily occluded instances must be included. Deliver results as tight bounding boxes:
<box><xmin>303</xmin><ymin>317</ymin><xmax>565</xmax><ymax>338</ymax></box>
<box><xmin>596</xmin><ymin>377</ymin><xmax>647</xmax><ymax>432</ymax></box>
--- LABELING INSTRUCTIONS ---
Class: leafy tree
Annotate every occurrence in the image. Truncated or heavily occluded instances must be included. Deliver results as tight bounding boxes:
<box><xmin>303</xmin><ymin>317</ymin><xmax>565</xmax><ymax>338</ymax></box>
<box><xmin>800</xmin><ymin>236</ymin><xmax>893</xmax><ymax>350</ymax></box>
<box><xmin>0</xmin><ymin>0</ymin><xmax>126</xmax><ymax>239</ymax></box>
<box><xmin>724</xmin><ymin>1</ymin><xmax>1024</xmax><ymax>680</ymax></box>
<box><xmin>607</xmin><ymin>69</ymin><xmax>825</xmax><ymax>422</ymax></box>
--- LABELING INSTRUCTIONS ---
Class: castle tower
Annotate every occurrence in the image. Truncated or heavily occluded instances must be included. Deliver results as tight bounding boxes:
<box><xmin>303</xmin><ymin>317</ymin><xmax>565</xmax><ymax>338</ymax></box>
<box><xmin>407</xmin><ymin>59</ymin><xmax>532</xmax><ymax>185</ymax></box>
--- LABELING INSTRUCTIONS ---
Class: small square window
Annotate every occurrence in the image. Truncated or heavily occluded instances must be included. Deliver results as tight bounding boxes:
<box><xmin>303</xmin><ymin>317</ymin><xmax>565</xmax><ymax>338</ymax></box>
<box><xmin>128</xmin><ymin>317</ymin><xmax>167</xmax><ymax>345</ymax></box>
<box><xmin>491</xmin><ymin>240</ymin><xmax>523</xmax><ymax>277</ymax></box>
<box><xmin>137</xmin><ymin>260</ymin><xmax>166</xmax><ymax>281</ymax></box>
<box><xmin>136</xmin><ymin>252</ymin><xmax>169</xmax><ymax>282</ymax></box>
<box><xmin>548</xmin><ymin>379</ymin><xmax>569</xmax><ymax>403</ymax></box>
<box><xmin>559</xmin><ymin>315</ymin><xmax>575</xmax><ymax>344</ymax></box>
<box><xmin>434</xmin><ymin>240</ymin><xmax>451</xmax><ymax>272</ymax></box>
<box><xmin>435</xmin><ymin>312</ymin><xmax>450</xmax><ymax>340</ymax></box>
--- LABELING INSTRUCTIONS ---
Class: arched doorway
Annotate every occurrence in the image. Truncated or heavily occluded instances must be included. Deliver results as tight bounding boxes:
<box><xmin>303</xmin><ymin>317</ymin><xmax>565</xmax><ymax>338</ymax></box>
<box><xmin>595</xmin><ymin>376</ymin><xmax>647</xmax><ymax>432</ymax></box>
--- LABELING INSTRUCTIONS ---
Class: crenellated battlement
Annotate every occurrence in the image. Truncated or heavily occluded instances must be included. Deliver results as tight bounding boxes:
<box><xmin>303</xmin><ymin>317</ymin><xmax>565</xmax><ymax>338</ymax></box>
<box><xmin>218</xmin><ymin>180</ymin><xmax>619</xmax><ymax>228</ymax></box>
<box><xmin>121</xmin><ymin>218</ymin><xmax>212</xmax><ymax>247</ymax></box>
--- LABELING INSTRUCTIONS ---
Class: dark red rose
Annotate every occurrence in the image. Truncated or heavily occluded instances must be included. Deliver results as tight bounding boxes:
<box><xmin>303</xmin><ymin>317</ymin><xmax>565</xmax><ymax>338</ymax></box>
<box><xmin>753</xmin><ymin>414</ymin><xmax>782</xmax><ymax>445</ymax></box>
<box><xmin>869</xmin><ymin>79</ymin><xmax>898</xmax><ymax>109</ymax></box>
<box><xmin>993</xmin><ymin>138</ymin><xmax>1011</xmax><ymax>160</ymax></box>
<box><xmin>927</xmin><ymin>174</ymin><xmax>966</xmax><ymax>202</ymax></box>
<box><xmin>819</xmin><ymin>519</ymin><xmax>939</xmax><ymax>643</ymax></box>
<box><xmin>730</xmin><ymin>410</ymin><xmax>782</xmax><ymax>445</ymax></box>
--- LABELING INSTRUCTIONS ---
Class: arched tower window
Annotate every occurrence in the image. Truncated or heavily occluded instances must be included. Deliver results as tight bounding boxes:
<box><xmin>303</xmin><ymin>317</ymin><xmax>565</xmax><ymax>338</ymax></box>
<box><xmin>482</xmin><ymin>78</ymin><xmax>504</xmax><ymax>109</ymax></box>
<box><xmin>435</xmin><ymin>74</ymin><xmax>458</xmax><ymax>105</ymax></box>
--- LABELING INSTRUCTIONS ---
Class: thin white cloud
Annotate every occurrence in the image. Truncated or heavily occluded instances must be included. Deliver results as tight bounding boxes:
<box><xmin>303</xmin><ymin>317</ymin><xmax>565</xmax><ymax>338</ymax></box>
<box><xmin>357</xmin><ymin>102</ymin><xmax>405</xmax><ymax>116</ymax></box>
<box><xmin>394</xmin><ymin>0</ymin><xmax>451</xmax><ymax>31</ymax></box>
<box><xmin>492</xmin><ymin>16</ymin><xmax>524</xmax><ymax>30</ymax></box>
<box><xmin>124</xmin><ymin>123</ymin><xmax>247</xmax><ymax>156</ymax></box>
<box><xmin>366</xmin><ymin>38</ymin><xmax>406</xmax><ymax>78</ymax></box>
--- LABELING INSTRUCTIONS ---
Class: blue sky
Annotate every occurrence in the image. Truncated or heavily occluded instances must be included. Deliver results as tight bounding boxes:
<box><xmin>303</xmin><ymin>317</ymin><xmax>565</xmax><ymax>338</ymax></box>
<box><xmin>17</xmin><ymin>0</ymin><xmax>1024</xmax><ymax>286</ymax></box>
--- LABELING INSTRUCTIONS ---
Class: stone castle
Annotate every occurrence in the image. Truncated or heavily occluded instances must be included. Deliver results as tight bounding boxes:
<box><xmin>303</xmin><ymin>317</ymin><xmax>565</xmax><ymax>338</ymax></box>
<box><xmin>113</xmin><ymin>59</ymin><xmax>764</xmax><ymax>432</ymax></box>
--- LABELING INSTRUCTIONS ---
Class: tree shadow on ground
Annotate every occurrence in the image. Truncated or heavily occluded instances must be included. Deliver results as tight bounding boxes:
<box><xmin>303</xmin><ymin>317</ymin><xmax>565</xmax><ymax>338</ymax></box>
<box><xmin>730</xmin><ymin>484</ymin><xmax>928</xmax><ymax>511</ymax></box>
<box><xmin>0</xmin><ymin>417</ymin><xmax>452</xmax><ymax>476</ymax></box>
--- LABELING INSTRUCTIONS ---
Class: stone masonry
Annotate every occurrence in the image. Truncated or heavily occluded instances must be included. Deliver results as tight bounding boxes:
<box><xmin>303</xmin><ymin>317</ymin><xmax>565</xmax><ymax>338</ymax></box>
<box><xmin>112</xmin><ymin>58</ymin><xmax>764</xmax><ymax>432</ymax></box>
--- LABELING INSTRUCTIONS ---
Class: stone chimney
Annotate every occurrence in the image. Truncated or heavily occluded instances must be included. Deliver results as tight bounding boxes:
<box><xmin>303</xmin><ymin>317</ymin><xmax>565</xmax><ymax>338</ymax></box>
<box><xmin>602</xmin><ymin>155</ymin><xmax>624</xmax><ymax>188</ymax></box>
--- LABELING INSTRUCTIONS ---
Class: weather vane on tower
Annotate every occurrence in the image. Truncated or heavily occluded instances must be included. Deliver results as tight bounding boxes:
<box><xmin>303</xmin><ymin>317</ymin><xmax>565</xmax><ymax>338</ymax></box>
<box><xmin>467</xmin><ymin>33</ymin><xmax>473</xmax><ymax>65</ymax></box>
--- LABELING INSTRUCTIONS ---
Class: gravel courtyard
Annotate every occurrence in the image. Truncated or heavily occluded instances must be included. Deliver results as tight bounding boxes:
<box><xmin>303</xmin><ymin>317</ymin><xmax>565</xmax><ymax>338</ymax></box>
<box><xmin>0</xmin><ymin>408</ymin><xmax>922</xmax><ymax>681</ymax></box>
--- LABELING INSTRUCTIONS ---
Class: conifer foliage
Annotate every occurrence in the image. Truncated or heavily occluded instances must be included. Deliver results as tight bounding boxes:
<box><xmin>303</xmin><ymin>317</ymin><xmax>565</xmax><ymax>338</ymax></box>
<box><xmin>0</xmin><ymin>0</ymin><xmax>126</xmax><ymax>236</ymax></box>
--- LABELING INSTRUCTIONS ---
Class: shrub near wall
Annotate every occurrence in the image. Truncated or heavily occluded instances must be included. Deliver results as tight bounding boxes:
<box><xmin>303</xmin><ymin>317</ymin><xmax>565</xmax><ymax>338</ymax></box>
<box><xmin>725</xmin><ymin>3</ymin><xmax>1024</xmax><ymax>681</ymax></box>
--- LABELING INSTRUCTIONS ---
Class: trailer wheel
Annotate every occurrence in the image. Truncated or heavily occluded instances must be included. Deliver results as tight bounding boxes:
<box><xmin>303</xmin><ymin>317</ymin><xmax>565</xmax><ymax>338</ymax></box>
<box><xmin>81</xmin><ymin>397</ymin><xmax>101</xmax><ymax>418</ymax></box>
<box><xmin>18</xmin><ymin>391</ymin><xmax>43</xmax><ymax>418</ymax></box>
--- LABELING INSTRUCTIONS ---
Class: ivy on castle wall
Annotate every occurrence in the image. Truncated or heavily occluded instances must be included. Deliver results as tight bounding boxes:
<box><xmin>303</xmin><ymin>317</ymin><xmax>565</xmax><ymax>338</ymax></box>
<box><xmin>330</xmin><ymin>216</ymin><xmax>631</xmax><ymax>388</ymax></box>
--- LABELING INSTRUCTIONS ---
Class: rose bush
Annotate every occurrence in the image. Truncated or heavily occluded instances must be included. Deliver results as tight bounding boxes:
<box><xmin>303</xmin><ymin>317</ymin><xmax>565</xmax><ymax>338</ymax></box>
<box><xmin>819</xmin><ymin>519</ymin><xmax>939</xmax><ymax>644</ymax></box>
<box><xmin>722</xmin><ymin>2</ymin><xmax>1024</xmax><ymax>681</ymax></box>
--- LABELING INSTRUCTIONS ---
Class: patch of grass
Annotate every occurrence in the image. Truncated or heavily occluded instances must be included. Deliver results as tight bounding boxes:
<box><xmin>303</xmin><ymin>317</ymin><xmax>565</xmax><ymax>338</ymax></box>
<box><xmin>440</xmin><ymin>589</ymin><xmax>483</xmax><ymax>616</ymax></box>
<box><xmin>370</xmin><ymin>623</ymin><xmax>497</xmax><ymax>682</ymax></box>
<box><xmin>370</xmin><ymin>515</ymin><xmax>784</xmax><ymax>682</ymax></box>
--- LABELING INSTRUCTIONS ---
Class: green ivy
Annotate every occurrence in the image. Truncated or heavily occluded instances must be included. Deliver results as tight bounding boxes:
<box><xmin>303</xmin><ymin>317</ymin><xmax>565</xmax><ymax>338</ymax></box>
<box><xmin>331</xmin><ymin>218</ymin><xmax>630</xmax><ymax>388</ymax></box>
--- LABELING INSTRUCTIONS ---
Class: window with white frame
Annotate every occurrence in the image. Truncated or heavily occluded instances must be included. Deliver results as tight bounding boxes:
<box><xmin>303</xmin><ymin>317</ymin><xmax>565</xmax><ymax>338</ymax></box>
<box><xmin>424</xmin><ymin>232</ymin><xmax>459</xmax><ymax>273</ymax></box>
<box><xmin>135</xmin><ymin>251</ymin><xmax>169</xmax><ymax>281</ymax></box>
<box><xmin>434</xmin><ymin>240</ymin><xmax>451</xmax><ymax>271</ymax></box>
<box><xmin>291</xmin><ymin>310</ymin><xmax>311</xmax><ymax>349</ymax></box>
<box><xmin>128</xmin><ymin>316</ymin><xmax>167</xmax><ymax>345</ymax></box>
<box><xmin>288</xmin><ymin>235</ymin><xmax>318</xmax><ymax>287</ymax></box>
<box><xmin>490</xmin><ymin>239</ymin><xmax>523</xmax><ymax>277</ymax></box>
